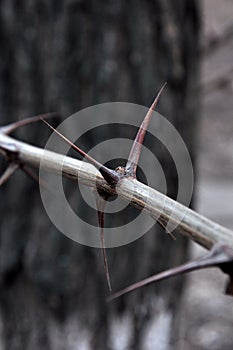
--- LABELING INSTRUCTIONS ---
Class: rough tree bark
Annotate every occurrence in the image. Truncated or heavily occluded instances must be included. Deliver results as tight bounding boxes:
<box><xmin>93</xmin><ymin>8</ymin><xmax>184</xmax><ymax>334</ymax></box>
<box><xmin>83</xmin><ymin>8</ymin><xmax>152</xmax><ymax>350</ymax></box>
<box><xmin>0</xmin><ymin>1</ymin><xmax>200</xmax><ymax>349</ymax></box>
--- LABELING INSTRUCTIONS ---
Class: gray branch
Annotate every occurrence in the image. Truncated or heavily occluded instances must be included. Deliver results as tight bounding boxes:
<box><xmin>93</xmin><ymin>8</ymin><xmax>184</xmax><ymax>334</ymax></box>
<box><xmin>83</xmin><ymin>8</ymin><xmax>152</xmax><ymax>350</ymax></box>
<box><xmin>1</xmin><ymin>128</ymin><xmax>233</xmax><ymax>251</ymax></box>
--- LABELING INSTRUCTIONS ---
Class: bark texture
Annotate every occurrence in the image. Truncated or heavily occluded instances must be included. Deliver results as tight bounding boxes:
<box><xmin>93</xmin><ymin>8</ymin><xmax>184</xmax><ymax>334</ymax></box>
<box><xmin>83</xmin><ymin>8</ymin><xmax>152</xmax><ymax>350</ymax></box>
<box><xmin>0</xmin><ymin>1</ymin><xmax>201</xmax><ymax>349</ymax></box>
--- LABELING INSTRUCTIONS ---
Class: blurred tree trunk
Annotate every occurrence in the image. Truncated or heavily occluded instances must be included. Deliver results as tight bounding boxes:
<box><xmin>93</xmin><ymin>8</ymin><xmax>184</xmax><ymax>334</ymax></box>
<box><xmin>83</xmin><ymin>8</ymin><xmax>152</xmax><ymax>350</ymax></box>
<box><xmin>0</xmin><ymin>1</ymin><xmax>200</xmax><ymax>349</ymax></box>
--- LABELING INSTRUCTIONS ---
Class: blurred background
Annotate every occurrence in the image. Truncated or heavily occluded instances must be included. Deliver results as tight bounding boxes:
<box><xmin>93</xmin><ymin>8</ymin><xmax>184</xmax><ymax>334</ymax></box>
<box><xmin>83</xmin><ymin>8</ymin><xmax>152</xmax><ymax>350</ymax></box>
<box><xmin>0</xmin><ymin>0</ymin><xmax>232</xmax><ymax>349</ymax></box>
<box><xmin>179</xmin><ymin>0</ymin><xmax>233</xmax><ymax>349</ymax></box>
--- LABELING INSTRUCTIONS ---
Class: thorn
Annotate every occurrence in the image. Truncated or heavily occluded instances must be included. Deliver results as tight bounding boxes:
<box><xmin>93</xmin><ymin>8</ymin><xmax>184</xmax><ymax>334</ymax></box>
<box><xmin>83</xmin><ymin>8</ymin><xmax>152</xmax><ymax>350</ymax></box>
<box><xmin>125</xmin><ymin>82</ymin><xmax>167</xmax><ymax>177</ymax></box>
<box><xmin>95</xmin><ymin>192</ymin><xmax>112</xmax><ymax>291</ymax></box>
<box><xmin>107</xmin><ymin>243</ymin><xmax>233</xmax><ymax>302</ymax></box>
<box><xmin>1</xmin><ymin>112</ymin><xmax>60</xmax><ymax>135</ymax></box>
<box><xmin>41</xmin><ymin>118</ymin><xmax>119</xmax><ymax>186</ymax></box>
<box><xmin>0</xmin><ymin>163</ymin><xmax>19</xmax><ymax>186</ymax></box>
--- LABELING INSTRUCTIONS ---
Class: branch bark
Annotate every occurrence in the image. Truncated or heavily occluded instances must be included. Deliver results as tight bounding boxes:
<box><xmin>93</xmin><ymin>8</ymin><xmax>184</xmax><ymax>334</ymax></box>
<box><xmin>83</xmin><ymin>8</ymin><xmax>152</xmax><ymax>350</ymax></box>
<box><xmin>1</xmin><ymin>127</ymin><xmax>233</xmax><ymax>252</ymax></box>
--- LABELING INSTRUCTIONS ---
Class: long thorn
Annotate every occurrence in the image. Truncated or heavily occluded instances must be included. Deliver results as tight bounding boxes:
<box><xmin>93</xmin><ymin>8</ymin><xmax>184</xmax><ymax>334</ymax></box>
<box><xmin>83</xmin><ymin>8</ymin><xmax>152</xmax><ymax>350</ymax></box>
<box><xmin>95</xmin><ymin>192</ymin><xmax>112</xmax><ymax>291</ymax></box>
<box><xmin>107</xmin><ymin>243</ymin><xmax>232</xmax><ymax>301</ymax></box>
<box><xmin>1</xmin><ymin>113</ymin><xmax>60</xmax><ymax>135</ymax></box>
<box><xmin>125</xmin><ymin>83</ymin><xmax>167</xmax><ymax>177</ymax></box>
<box><xmin>41</xmin><ymin>118</ymin><xmax>119</xmax><ymax>186</ymax></box>
<box><xmin>0</xmin><ymin>163</ymin><xmax>19</xmax><ymax>186</ymax></box>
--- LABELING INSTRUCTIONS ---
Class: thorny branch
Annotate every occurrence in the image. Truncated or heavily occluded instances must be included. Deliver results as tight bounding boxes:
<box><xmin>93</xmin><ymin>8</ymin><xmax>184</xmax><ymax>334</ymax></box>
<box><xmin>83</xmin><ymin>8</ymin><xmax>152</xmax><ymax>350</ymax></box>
<box><xmin>0</xmin><ymin>103</ymin><xmax>233</xmax><ymax>298</ymax></box>
<box><xmin>40</xmin><ymin>84</ymin><xmax>171</xmax><ymax>291</ymax></box>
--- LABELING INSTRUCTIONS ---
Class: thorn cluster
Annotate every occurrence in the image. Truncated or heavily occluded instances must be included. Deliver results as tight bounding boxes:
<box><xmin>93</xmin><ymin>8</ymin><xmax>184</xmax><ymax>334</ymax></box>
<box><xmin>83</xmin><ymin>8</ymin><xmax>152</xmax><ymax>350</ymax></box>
<box><xmin>40</xmin><ymin>84</ymin><xmax>166</xmax><ymax>291</ymax></box>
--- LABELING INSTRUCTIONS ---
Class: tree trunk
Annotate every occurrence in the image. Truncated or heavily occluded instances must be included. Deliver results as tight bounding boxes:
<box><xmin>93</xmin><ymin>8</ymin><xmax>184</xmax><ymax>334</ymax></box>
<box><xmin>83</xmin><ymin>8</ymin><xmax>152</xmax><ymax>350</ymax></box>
<box><xmin>0</xmin><ymin>1</ymin><xmax>201</xmax><ymax>349</ymax></box>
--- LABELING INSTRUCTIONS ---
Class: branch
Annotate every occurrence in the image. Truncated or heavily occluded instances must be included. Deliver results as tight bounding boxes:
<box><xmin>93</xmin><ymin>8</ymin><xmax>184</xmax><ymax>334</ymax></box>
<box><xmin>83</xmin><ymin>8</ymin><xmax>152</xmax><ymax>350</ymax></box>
<box><xmin>1</xmin><ymin>127</ymin><xmax>233</xmax><ymax>251</ymax></box>
<box><xmin>1</xmin><ymin>113</ymin><xmax>233</xmax><ymax>298</ymax></box>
